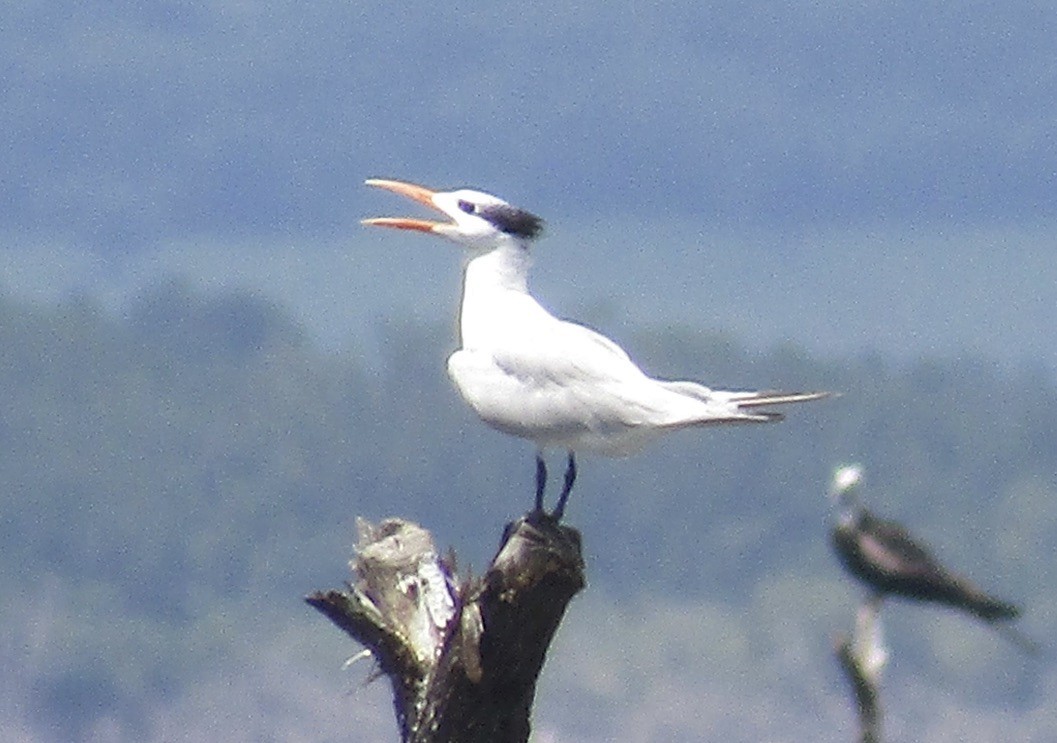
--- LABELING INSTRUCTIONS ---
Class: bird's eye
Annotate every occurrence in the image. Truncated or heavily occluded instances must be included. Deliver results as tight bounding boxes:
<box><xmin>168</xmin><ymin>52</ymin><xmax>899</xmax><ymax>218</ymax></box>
<box><xmin>457</xmin><ymin>200</ymin><xmax>477</xmax><ymax>215</ymax></box>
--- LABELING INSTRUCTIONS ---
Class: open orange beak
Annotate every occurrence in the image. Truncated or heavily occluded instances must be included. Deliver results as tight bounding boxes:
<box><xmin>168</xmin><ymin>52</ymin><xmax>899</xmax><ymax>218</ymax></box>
<box><xmin>362</xmin><ymin>178</ymin><xmax>449</xmax><ymax>233</ymax></box>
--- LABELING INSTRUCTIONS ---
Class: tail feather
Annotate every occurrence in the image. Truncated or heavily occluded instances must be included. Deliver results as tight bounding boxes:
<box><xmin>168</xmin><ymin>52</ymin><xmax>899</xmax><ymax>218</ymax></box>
<box><xmin>991</xmin><ymin>622</ymin><xmax>1043</xmax><ymax>656</ymax></box>
<box><xmin>727</xmin><ymin>390</ymin><xmax>833</xmax><ymax>408</ymax></box>
<box><xmin>968</xmin><ymin>593</ymin><xmax>1021</xmax><ymax>622</ymax></box>
<box><xmin>727</xmin><ymin>390</ymin><xmax>832</xmax><ymax>423</ymax></box>
<box><xmin>965</xmin><ymin>595</ymin><xmax>1042</xmax><ymax>656</ymax></box>
<box><xmin>661</xmin><ymin>382</ymin><xmax>833</xmax><ymax>409</ymax></box>
<box><xmin>655</xmin><ymin>385</ymin><xmax>831</xmax><ymax>427</ymax></box>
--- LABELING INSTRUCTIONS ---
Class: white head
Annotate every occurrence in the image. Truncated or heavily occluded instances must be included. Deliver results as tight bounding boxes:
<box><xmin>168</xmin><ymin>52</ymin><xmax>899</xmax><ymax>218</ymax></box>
<box><xmin>830</xmin><ymin>464</ymin><xmax>864</xmax><ymax>521</ymax></box>
<box><xmin>832</xmin><ymin>464</ymin><xmax>863</xmax><ymax>494</ymax></box>
<box><xmin>363</xmin><ymin>179</ymin><xmax>543</xmax><ymax>254</ymax></box>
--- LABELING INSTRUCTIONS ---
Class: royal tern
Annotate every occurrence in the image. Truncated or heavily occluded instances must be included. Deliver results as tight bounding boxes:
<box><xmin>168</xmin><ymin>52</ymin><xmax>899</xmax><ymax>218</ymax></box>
<box><xmin>829</xmin><ymin>465</ymin><xmax>1035</xmax><ymax>651</ymax></box>
<box><xmin>364</xmin><ymin>178</ymin><xmax>829</xmax><ymax>519</ymax></box>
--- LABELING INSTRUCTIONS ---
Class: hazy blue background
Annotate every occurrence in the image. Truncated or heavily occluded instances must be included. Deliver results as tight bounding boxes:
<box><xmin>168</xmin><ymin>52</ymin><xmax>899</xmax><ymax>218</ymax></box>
<box><xmin>5</xmin><ymin>0</ymin><xmax>1057</xmax><ymax>367</ymax></box>
<box><xmin>3</xmin><ymin>1</ymin><xmax>1056</xmax><ymax>741</ymax></box>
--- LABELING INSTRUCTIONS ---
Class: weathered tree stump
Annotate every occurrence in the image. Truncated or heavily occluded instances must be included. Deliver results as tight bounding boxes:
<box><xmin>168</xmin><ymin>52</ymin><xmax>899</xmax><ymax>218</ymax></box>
<box><xmin>834</xmin><ymin>599</ymin><xmax>887</xmax><ymax>743</ymax></box>
<box><xmin>307</xmin><ymin>510</ymin><xmax>585</xmax><ymax>742</ymax></box>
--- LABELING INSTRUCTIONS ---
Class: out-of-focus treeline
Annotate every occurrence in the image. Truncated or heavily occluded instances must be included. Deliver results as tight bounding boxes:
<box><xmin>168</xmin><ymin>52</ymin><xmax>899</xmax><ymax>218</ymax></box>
<box><xmin>2</xmin><ymin>283</ymin><xmax>1054</xmax><ymax>741</ymax></box>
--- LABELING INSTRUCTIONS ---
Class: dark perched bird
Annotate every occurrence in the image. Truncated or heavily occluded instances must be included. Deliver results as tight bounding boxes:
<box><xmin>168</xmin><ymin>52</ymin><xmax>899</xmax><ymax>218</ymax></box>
<box><xmin>829</xmin><ymin>465</ymin><xmax>1021</xmax><ymax>623</ymax></box>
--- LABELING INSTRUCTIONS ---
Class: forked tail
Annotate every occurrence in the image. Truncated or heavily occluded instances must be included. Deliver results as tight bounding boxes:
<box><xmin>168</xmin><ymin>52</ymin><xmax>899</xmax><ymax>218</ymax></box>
<box><xmin>658</xmin><ymin>384</ymin><xmax>833</xmax><ymax>426</ymax></box>
<box><xmin>991</xmin><ymin>621</ymin><xmax>1043</xmax><ymax>656</ymax></box>
<box><xmin>966</xmin><ymin>592</ymin><xmax>1021</xmax><ymax>623</ymax></box>
<box><xmin>726</xmin><ymin>390</ymin><xmax>833</xmax><ymax>420</ymax></box>
<box><xmin>729</xmin><ymin>390</ymin><xmax>833</xmax><ymax>408</ymax></box>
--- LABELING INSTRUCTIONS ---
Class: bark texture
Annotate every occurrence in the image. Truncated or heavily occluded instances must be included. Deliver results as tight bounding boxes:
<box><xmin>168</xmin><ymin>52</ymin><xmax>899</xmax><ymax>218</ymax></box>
<box><xmin>307</xmin><ymin>511</ymin><xmax>584</xmax><ymax>742</ymax></box>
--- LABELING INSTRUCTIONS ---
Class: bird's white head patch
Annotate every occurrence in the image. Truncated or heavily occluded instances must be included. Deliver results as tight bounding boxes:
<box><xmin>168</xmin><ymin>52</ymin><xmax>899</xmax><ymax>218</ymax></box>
<box><xmin>832</xmin><ymin>464</ymin><xmax>863</xmax><ymax>493</ymax></box>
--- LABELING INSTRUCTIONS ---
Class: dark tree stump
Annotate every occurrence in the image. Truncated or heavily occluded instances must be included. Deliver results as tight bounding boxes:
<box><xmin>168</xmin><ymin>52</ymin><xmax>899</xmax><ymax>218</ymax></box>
<box><xmin>835</xmin><ymin>635</ymin><xmax>881</xmax><ymax>743</ymax></box>
<box><xmin>307</xmin><ymin>511</ymin><xmax>585</xmax><ymax>743</ymax></box>
<box><xmin>834</xmin><ymin>599</ymin><xmax>887</xmax><ymax>743</ymax></box>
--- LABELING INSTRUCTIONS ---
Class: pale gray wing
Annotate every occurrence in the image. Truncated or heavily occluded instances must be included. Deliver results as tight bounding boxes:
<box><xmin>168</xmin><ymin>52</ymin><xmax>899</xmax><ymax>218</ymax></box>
<box><xmin>490</xmin><ymin>317</ymin><xmax>648</xmax><ymax>386</ymax></box>
<box><xmin>480</xmin><ymin>320</ymin><xmax>678</xmax><ymax>428</ymax></box>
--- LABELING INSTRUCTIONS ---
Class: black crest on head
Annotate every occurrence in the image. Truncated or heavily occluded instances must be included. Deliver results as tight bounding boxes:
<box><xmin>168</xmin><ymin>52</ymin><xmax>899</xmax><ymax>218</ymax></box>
<box><xmin>479</xmin><ymin>204</ymin><xmax>544</xmax><ymax>240</ymax></box>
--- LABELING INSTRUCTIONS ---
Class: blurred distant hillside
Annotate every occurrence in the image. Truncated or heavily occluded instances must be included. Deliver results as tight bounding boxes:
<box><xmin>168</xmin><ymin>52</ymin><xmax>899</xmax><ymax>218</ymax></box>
<box><xmin>1</xmin><ymin>284</ymin><xmax>1054</xmax><ymax>742</ymax></box>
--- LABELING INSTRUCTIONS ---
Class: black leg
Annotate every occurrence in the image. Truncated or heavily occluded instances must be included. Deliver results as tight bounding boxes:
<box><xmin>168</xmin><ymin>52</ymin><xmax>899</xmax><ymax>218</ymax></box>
<box><xmin>535</xmin><ymin>453</ymin><xmax>547</xmax><ymax>513</ymax></box>
<box><xmin>551</xmin><ymin>452</ymin><xmax>576</xmax><ymax>521</ymax></box>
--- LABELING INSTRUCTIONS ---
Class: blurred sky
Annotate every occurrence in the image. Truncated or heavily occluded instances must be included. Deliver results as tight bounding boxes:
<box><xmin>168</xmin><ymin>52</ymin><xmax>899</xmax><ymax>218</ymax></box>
<box><xmin>3</xmin><ymin>1</ymin><xmax>1056</xmax><ymax>367</ymax></box>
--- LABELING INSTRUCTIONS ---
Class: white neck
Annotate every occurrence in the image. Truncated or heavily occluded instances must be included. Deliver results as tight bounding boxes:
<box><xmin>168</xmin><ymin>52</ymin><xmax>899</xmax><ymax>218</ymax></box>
<box><xmin>466</xmin><ymin>240</ymin><xmax>531</xmax><ymax>291</ymax></box>
<box><xmin>835</xmin><ymin>491</ymin><xmax>862</xmax><ymax>528</ymax></box>
<box><xmin>458</xmin><ymin>240</ymin><xmax>538</xmax><ymax>347</ymax></box>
